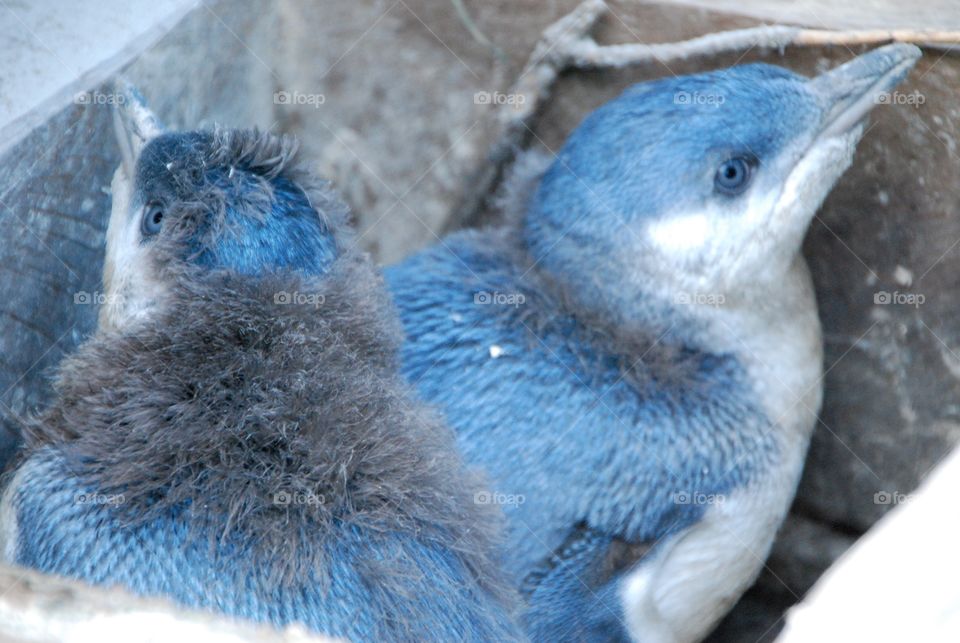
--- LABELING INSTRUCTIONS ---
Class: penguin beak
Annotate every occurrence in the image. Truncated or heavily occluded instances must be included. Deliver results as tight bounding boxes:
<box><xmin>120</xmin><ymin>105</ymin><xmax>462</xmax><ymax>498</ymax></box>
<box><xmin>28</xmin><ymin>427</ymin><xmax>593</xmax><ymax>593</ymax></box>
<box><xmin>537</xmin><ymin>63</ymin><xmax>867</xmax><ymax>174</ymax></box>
<box><xmin>111</xmin><ymin>79</ymin><xmax>166</xmax><ymax>179</ymax></box>
<box><xmin>809</xmin><ymin>43</ymin><xmax>922</xmax><ymax>140</ymax></box>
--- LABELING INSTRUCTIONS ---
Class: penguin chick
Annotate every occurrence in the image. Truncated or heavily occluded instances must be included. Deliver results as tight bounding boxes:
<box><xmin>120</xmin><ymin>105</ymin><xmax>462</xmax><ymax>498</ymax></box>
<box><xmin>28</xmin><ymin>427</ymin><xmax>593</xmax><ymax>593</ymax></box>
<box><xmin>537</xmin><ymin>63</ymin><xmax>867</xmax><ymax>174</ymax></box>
<box><xmin>385</xmin><ymin>44</ymin><xmax>921</xmax><ymax>642</ymax></box>
<box><xmin>1</xmin><ymin>118</ymin><xmax>523</xmax><ymax>641</ymax></box>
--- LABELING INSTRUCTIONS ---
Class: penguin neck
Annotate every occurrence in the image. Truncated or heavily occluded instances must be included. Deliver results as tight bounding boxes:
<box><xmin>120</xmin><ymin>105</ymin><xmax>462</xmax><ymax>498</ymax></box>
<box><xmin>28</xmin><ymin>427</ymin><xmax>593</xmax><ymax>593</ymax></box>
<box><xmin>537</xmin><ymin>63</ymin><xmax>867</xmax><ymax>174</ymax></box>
<box><xmin>696</xmin><ymin>254</ymin><xmax>824</xmax><ymax>444</ymax></box>
<box><xmin>526</xmin><ymin>234</ymin><xmax>823</xmax><ymax>443</ymax></box>
<box><xmin>656</xmin><ymin>254</ymin><xmax>825</xmax><ymax>447</ymax></box>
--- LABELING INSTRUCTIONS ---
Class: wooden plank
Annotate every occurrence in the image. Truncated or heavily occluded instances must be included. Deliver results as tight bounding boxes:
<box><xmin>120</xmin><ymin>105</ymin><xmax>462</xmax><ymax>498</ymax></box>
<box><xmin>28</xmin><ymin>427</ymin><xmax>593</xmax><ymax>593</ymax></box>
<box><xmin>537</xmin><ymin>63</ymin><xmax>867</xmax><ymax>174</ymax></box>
<box><xmin>0</xmin><ymin>562</ymin><xmax>339</xmax><ymax>642</ymax></box>
<box><xmin>648</xmin><ymin>0</ymin><xmax>960</xmax><ymax>30</ymax></box>
<box><xmin>0</xmin><ymin>0</ymin><xmax>198</xmax><ymax>156</ymax></box>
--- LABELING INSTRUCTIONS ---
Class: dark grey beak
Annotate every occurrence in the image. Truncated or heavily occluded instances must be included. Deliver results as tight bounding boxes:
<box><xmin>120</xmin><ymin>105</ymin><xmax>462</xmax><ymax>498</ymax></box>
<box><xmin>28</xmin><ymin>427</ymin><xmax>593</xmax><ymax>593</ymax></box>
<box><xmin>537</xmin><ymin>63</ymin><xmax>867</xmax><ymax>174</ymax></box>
<box><xmin>111</xmin><ymin>80</ymin><xmax>166</xmax><ymax>179</ymax></box>
<box><xmin>809</xmin><ymin>43</ymin><xmax>922</xmax><ymax>139</ymax></box>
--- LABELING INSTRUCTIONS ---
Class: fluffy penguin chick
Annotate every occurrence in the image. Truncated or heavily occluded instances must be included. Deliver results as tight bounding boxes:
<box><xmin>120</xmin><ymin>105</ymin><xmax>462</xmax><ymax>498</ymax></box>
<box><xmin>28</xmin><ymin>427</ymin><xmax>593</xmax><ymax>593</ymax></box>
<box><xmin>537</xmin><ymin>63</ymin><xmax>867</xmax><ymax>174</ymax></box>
<box><xmin>1</xmin><ymin>126</ymin><xmax>523</xmax><ymax>642</ymax></box>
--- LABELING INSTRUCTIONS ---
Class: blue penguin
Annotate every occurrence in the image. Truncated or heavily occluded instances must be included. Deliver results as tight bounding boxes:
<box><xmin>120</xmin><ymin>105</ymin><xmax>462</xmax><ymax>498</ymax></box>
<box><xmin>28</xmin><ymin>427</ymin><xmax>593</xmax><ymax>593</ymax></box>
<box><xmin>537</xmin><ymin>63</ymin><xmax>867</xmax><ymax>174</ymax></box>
<box><xmin>385</xmin><ymin>44</ymin><xmax>921</xmax><ymax>642</ymax></box>
<box><xmin>0</xmin><ymin>98</ymin><xmax>524</xmax><ymax>641</ymax></box>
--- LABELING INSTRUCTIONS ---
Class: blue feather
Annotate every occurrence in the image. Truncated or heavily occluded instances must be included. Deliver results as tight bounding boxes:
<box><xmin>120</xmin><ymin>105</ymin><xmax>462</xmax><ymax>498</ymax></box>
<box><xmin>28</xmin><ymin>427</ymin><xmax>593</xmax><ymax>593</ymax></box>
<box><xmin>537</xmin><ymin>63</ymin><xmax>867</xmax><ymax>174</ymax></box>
<box><xmin>13</xmin><ymin>448</ymin><xmax>520</xmax><ymax>641</ymax></box>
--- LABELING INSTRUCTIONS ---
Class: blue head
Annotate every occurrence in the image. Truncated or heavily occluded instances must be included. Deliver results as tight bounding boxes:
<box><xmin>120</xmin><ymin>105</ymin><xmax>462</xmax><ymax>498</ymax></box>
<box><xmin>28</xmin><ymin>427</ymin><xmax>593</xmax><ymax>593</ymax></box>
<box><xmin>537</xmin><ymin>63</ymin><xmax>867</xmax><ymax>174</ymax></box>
<box><xmin>524</xmin><ymin>45</ymin><xmax>920</xmax><ymax>323</ymax></box>
<box><xmin>102</xmin><ymin>124</ymin><xmax>346</xmax><ymax>329</ymax></box>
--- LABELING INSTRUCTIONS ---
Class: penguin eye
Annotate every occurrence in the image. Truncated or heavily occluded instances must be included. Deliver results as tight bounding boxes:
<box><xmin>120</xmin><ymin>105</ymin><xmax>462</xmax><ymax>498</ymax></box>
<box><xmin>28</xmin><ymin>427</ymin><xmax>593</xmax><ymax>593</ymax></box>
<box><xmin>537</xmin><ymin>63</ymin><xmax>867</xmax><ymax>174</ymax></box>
<box><xmin>141</xmin><ymin>202</ymin><xmax>164</xmax><ymax>236</ymax></box>
<box><xmin>714</xmin><ymin>157</ymin><xmax>753</xmax><ymax>195</ymax></box>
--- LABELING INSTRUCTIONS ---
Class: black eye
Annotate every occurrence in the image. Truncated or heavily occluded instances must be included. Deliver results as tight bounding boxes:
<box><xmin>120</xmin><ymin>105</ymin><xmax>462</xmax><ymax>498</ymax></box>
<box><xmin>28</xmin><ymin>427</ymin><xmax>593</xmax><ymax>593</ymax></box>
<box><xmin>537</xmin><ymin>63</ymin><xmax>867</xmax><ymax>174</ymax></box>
<box><xmin>714</xmin><ymin>157</ymin><xmax>753</xmax><ymax>195</ymax></box>
<box><xmin>141</xmin><ymin>202</ymin><xmax>164</xmax><ymax>236</ymax></box>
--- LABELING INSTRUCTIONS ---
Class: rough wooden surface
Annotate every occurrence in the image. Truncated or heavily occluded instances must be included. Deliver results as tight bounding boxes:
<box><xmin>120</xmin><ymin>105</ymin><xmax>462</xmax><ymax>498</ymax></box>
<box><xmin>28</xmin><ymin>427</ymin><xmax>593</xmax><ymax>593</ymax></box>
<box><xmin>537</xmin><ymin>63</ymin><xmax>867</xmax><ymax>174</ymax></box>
<box><xmin>0</xmin><ymin>0</ymin><xmax>197</xmax><ymax>157</ymax></box>
<box><xmin>0</xmin><ymin>97</ymin><xmax>117</xmax><ymax>467</ymax></box>
<box><xmin>654</xmin><ymin>0</ymin><xmax>960</xmax><ymax>31</ymax></box>
<box><xmin>0</xmin><ymin>563</ymin><xmax>337</xmax><ymax>642</ymax></box>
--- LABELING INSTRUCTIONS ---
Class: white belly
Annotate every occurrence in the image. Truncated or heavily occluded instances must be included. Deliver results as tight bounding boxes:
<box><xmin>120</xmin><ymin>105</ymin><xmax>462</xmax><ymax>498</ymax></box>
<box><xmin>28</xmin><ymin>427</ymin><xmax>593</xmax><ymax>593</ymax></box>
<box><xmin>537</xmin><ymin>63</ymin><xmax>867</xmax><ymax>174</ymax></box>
<box><xmin>619</xmin><ymin>461</ymin><xmax>806</xmax><ymax>643</ymax></box>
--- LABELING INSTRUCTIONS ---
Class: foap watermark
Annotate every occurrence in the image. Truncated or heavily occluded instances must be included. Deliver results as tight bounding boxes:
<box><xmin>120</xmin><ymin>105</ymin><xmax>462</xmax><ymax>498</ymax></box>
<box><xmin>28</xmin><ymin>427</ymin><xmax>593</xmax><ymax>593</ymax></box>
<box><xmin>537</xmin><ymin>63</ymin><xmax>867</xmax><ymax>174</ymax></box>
<box><xmin>274</xmin><ymin>90</ymin><xmax>326</xmax><ymax>109</ymax></box>
<box><xmin>273</xmin><ymin>490</ymin><xmax>325</xmax><ymax>506</ymax></box>
<box><xmin>474</xmin><ymin>291</ymin><xmax>525</xmax><ymax>307</ymax></box>
<box><xmin>474</xmin><ymin>491</ymin><xmax>525</xmax><ymax>507</ymax></box>
<box><xmin>74</xmin><ymin>90</ymin><xmax>125</xmax><ymax>106</ymax></box>
<box><xmin>673</xmin><ymin>491</ymin><xmax>725</xmax><ymax>506</ymax></box>
<box><xmin>274</xmin><ymin>291</ymin><xmax>326</xmax><ymax>308</ymax></box>
<box><xmin>75</xmin><ymin>492</ymin><xmax>125</xmax><ymax>506</ymax></box>
<box><xmin>474</xmin><ymin>91</ymin><xmax>526</xmax><ymax>108</ymax></box>
<box><xmin>874</xmin><ymin>291</ymin><xmax>925</xmax><ymax>308</ymax></box>
<box><xmin>876</xmin><ymin>90</ymin><xmax>925</xmax><ymax>107</ymax></box>
<box><xmin>74</xmin><ymin>290</ymin><xmax>123</xmax><ymax>306</ymax></box>
<box><xmin>674</xmin><ymin>91</ymin><xmax>725</xmax><ymax>107</ymax></box>
<box><xmin>674</xmin><ymin>291</ymin><xmax>725</xmax><ymax>307</ymax></box>
<box><xmin>873</xmin><ymin>490</ymin><xmax>913</xmax><ymax>506</ymax></box>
